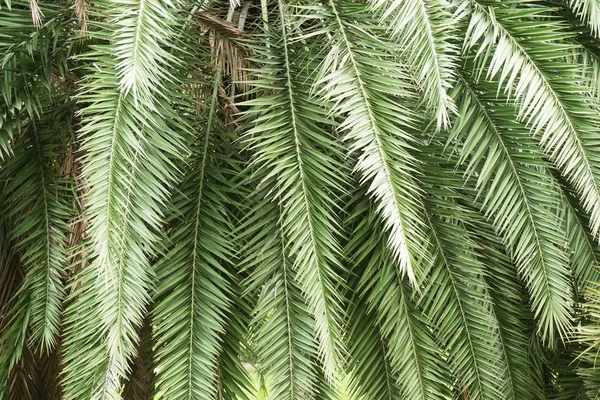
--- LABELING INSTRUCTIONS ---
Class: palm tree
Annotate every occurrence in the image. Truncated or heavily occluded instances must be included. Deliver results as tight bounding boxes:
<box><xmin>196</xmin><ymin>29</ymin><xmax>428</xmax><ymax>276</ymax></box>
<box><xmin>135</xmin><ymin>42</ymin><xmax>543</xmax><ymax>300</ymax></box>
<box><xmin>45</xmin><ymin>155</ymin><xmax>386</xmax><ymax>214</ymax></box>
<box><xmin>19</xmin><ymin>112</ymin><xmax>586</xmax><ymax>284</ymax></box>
<box><xmin>3</xmin><ymin>0</ymin><xmax>600</xmax><ymax>398</ymax></box>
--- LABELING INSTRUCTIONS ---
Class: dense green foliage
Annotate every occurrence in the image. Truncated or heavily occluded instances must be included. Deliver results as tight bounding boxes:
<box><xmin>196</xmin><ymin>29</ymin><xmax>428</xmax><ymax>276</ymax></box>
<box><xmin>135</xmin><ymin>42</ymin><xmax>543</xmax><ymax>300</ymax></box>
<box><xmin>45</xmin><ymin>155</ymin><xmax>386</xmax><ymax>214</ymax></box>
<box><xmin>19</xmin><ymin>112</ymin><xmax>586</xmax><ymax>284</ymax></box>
<box><xmin>3</xmin><ymin>0</ymin><xmax>600</xmax><ymax>399</ymax></box>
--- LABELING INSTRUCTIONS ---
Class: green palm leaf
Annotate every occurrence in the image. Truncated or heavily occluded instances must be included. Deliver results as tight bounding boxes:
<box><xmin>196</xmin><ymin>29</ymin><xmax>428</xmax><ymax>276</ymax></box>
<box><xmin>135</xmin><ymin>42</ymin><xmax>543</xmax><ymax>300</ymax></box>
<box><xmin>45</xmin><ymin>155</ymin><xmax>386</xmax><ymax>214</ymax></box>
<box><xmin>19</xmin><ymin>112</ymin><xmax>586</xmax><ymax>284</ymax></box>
<box><xmin>346</xmin><ymin>193</ymin><xmax>452</xmax><ymax>400</ymax></box>
<box><xmin>559</xmin><ymin>181</ymin><xmax>600</xmax><ymax>297</ymax></box>
<box><xmin>241</xmin><ymin>0</ymin><xmax>347</xmax><ymax>379</ymax></box>
<box><xmin>3</xmin><ymin>112</ymin><xmax>73</xmax><ymax>351</ymax></box>
<box><xmin>303</xmin><ymin>0</ymin><xmax>430</xmax><ymax>285</ymax></box>
<box><xmin>464</xmin><ymin>1</ymin><xmax>600</xmax><ymax>240</ymax></box>
<box><xmin>466</xmin><ymin>208</ymin><xmax>545</xmax><ymax>399</ymax></box>
<box><xmin>450</xmin><ymin>70</ymin><xmax>573</xmax><ymax>343</ymax></box>
<box><xmin>567</xmin><ymin>0</ymin><xmax>600</xmax><ymax>38</ymax></box>
<box><xmin>368</xmin><ymin>0</ymin><xmax>459</xmax><ymax>128</ymax></box>
<box><xmin>4</xmin><ymin>1</ymin><xmax>600</xmax><ymax>397</ymax></box>
<box><xmin>574</xmin><ymin>286</ymin><xmax>600</xmax><ymax>398</ymax></box>
<box><xmin>244</xmin><ymin>196</ymin><xmax>319</xmax><ymax>400</ymax></box>
<box><xmin>152</xmin><ymin>70</ymin><xmax>234</xmax><ymax>400</ymax></box>
<box><xmin>416</xmin><ymin>159</ymin><xmax>512</xmax><ymax>399</ymax></box>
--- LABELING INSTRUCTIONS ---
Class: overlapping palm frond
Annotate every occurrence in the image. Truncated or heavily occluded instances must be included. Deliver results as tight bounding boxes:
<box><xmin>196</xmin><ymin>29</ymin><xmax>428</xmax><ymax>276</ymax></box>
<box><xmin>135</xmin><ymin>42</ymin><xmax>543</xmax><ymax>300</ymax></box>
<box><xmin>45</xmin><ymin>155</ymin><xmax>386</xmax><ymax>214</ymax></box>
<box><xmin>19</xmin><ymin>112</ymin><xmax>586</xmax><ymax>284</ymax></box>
<box><xmin>2</xmin><ymin>110</ymin><xmax>73</xmax><ymax>351</ymax></box>
<box><xmin>464</xmin><ymin>1</ymin><xmax>600</xmax><ymax>240</ymax></box>
<box><xmin>568</xmin><ymin>0</ymin><xmax>600</xmax><ymax>38</ymax></box>
<box><xmin>465</xmin><ymin>206</ymin><xmax>545</xmax><ymax>399</ymax></box>
<box><xmin>299</xmin><ymin>0</ymin><xmax>430</xmax><ymax>286</ymax></box>
<box><xmin>368</xmin><ymin>0</ymin><xmax>459</xmax><ymax>129</ymax></box>
<box><xmin>574</xmin><ymin>286</ymin><xmax>600</xmax><ymax>398</ymax></box>
<box><xmin>449</xmin><ymin>70</ymin><xmax>573</xmax><ymax>343</ymax></box>
<box><xmin>345</xmin><ymin>298</ymin><xmax>400</xmax><ymax>400</ymax></box>
<box><xmin>0</xmin><ymin>105</ymin><xmax>74</xmax><ymax>398</ymax></box>
<box><xmin>243</xmin><ymin>196</ymin><xmax>320</xmax><ymax>400</ymax></box>
<box><xmin>152</xmin><ymin>69</ymin><xmax>235</xmax><ymax>400</ymax></box>
<box><xmin>0</xmin><ymin>0</ymin><xmax>67</xmax><ymax>157</ymax></box>
<box><xmin>61</xmin><ymin>0</ymin><xmax>190</xmax><ymax>395</ymax></box>
<box><xmin>241</xmin><ymin>0</ymin><xmax>348</xmax><ymax>379</ymax></box>
<box><xmin>345</xmin><ymin>190</ymin><xmax>452</xmax><ymax>400</ymax></box>
<box><xmin>4</xmin><ymin>0</ymin><xmax>600</xmax><ymax>399</ymax></box>
<box><xmin>416</xmin><ymin>159</ymin><xmax>513</xmax><ymax>399</ymax></box>
<box><xmin>559</xmin><ymin>181</ymin><xmax>600</xmax><ymax>297</ymax></box>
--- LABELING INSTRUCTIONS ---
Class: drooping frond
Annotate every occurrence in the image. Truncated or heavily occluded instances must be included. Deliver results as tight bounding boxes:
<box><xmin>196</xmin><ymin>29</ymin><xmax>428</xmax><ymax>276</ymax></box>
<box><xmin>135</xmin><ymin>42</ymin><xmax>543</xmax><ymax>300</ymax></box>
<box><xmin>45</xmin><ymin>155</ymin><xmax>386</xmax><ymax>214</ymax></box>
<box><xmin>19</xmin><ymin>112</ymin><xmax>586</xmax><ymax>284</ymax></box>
<box><xmin>152</xmin><ymin>70</ymin><xmax>235</xmax><ymax>400</ymax></box>
<box><xmin>302</xmin><ymin>0</ymin><xmax>430</xmax><ymax>286</ymax></box>
<box><xmin>0</xmin><ymin>219</ymin><xmax>19</xmax><ymax>331</ymax></box>
<box><xmin>111</xmin><ymin>0</ymin><xmax>180</xmax><ymax>101</ymax></box>
<box><xmin>560</xmin><ymin>5</ymin><xmax>600</xmax><ymax>100</ymax></box>
<box><xmin>63</xmin><ymin>46</ymin><xmax>188</xmax><ymax>400</ymax></box>
<box><xmin>574</xmin><ymin>286</ymin><xmax>600</xmax><ymax>398</ymax></box>
<box><xmin>567</xmin><ymin>0</ymin><xmax>600</xmax><ymax>38</ymax></box>
<box><xmin>345</xmin><ymin>195</ymin><xmax>399</xmax><ymax>400</ymax></box>
<box><xmin>0</xmin><ymin>293</ymin><xmax>30</xmax><ymax>398</ymax></box>
<box><xmin>0</xmin><ymin>106</ymin><xmax>73</xmax><ymax>399</ymax></box>
<box><xmin>346</xmin><ymin>193</ymin><xmax>452</xmax><ymax>400</ymax></box>
<box><xmin>416</xmin><ymin>160</ymin><xmax>512</xmax><ymax>399</ymax></box>
<box><xmin>61</xmin><ymin>259</ymin><xmax>110</xmax><ymax>399</ymax></box>
<box><xmin>368</xmin><ymin>0</ymin><xmax>459</xmax><ymax>128</ymax></box>
<box><xmin>215</xmin><ymin>301</ymin><xmax>253</xmax><ymax>400</ymax></box>
<box><xmin>243</xmin><ymin>196</ymin><xmax>320</xmax><ymax>400</ymax></box>
<box><xmin>216</xmin><ymin>209</ymin><xmax>253</xmax><ymax>400</ymax></box>
<box><xmin>345</xmin><ymin>297</ymin><xmax>400</xmax><ymax>400</ymax></box>
<box><xmin>0</xmin><ymin>0</ymin><xmax>67</xmax><ymax>158</ymax></box>
<box><xmin>5</xmin><ymin>0</ymin><xmax>600</xmax><ymax>397</ymax></box>
<box><xmin>466</xmin><ymin>209</ymin><xmax>545</xmax><ymax>399</ymax></box>
<box><xmin>0</xmin><ymin>218</ymin><xmax>28</xmax><ymax>397</ymax></box>
<box><xmin>449</xmin><ymin>70</ymin><xmax>573</xmax><ymax>343</ymax></box>
<box><xmin>241</xmin><ymin>0</ymin><xmax>347</xmax><ymax>378</ymax></box>
<box><xmin>464</xmin><ymin>1</ymin><xmax>600</xmax><ymax>239</ymax></box>
<box><xmin>2</xmin><ymin>111</ymin><xmax>73</xmax><ymax>352</ymax></box>
<box><xmin>559</xmin><ymin>180</ymin><xmax>600</xmax><ymax>296</ymax></box>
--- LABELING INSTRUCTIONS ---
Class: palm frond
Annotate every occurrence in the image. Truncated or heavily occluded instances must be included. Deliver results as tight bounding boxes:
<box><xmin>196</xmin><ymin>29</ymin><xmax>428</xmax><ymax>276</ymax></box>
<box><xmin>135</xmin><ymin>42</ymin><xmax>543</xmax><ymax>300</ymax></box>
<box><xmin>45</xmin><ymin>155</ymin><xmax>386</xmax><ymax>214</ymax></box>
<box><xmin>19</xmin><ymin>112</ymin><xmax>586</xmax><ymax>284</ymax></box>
<box><xmin>0</xmin><ymin>218</ymin><xmax>28</xmax><ymax>397</ymax></box>
<box><xmin>346</xmin><ymin>193</ymin><xmax>452</xmax><ymax>400</ymax></box>
<box><xmin>574</xmin><ymin>286</ymin><xmax>600</xmax><ymax>398</ymax></box>
<box><xmin>345</xmin><ymin>298</ymin><xmax>400</xmax><ymax>400</ymax></box>
<box><xmin>466</xmin><ymin>208</ymin><xmax>545</xmax><ymax>399</ymax></box>
<box><xmin>63</xmin><ymin>66</ymin><xmax>187</xmax><ymax>400</ymax></box>
<box><xmin>110</xmin><ymin>0</ymin><xmax>180</xmax><ymax>101</ymax></box>
<box><xmin>3</xmin><ymin>0</ymin><xmax>600</xmax><ymax>397</ymax></box>
<box><xmin>2</xmin><ymin>111</ymin><xmax>73</xmax><ymax>352</ymax></box>
<box><xmin>368</xmin><ymin>0</ymin><xmax>459</xmax><ymax>128</ymax></box>
<box><xmin>449</xmin><ymin>70</ymin><xmax>573</xmax><ymax>343</ymax></box>
<box><xmin>464</xmin><ymin>1</ymin><xmax>600</xmax><ymax>239</ymax></box>
<box><xmin>303</xmin><ymin>0</ymin><xmax>430</xmax><ymax>286</ymax></box>
<box><xmin>559</xmin><ymin>180</ymin><xmax>600</xmax><ymax>297</ymax></box>
<box><xmin>0</xmin><ymin>0</ymin><xmax>67</xmax><ymax>158</ymax></box>
<box><xmin>152</xmin><ymin>69</ymin><xmax>235</xmax><ymax>400</ymax></box>
<box><xmin>241</xmin><ymin>0</ymin><xmax>347</xmax><ymax>378</ymax></box>
<box><xmin>60</xmin><ymin>0</ymin><xmax>190</xmax><ymax>393</ymax></box>
<box><xmin>416</xmin><ymin>159</ymin><xmax>512</xmax><ymax>399</ymax></box>
<box><xmin>567</xmin><ymin>0</ymin><xmax>600</xmax><ymax>38</ymax></box>
<box><xmin>243</xmin><ymin>196</ymin><xmax>320</xmax><ymax>400</ymax></box>
<box><xmin>215</xmin><ymin>289</ymin><xmax>253</xmax><ymax>400</ymax></box>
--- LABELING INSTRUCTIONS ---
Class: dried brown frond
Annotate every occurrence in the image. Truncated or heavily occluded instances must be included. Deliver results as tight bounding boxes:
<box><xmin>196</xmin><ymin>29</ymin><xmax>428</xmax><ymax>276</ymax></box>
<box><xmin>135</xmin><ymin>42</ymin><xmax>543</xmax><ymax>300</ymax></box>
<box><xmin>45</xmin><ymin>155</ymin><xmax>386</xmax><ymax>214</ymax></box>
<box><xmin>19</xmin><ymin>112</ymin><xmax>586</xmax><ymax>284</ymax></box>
<box><xmin>209</xmin><ymin>34</ymin><xmax>253</xmax><ymax>96</ymax></box>
<box><xmin>7</xmin><ymin>340</ymin><xmax>62</xmax><ymax>400</ymax></box>
<box><xmin>8</xmin><ymin>345</ymin><xmax>36</xmax><ymax>400</ymax></box>
<box><xmin>28</xmin><ymin>0</ymin><xmax>43</xmax><ymax>28</ymax></box>
<box><xmin>196</xmin><ymin>10</ymin><xmax>245</xmax><ymax>38</ymax></box>
<box><xmin>218</xmin><ymin>86</ymin><xmax>239</xmax><ymax>127</ymax></box>
<box><xmin>75</xmin><ymin>0</ymin><xmax>88</xmax><ymax>32</ymax></box>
